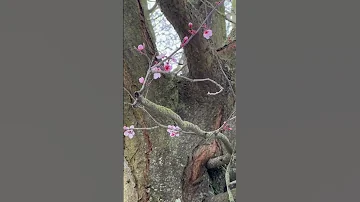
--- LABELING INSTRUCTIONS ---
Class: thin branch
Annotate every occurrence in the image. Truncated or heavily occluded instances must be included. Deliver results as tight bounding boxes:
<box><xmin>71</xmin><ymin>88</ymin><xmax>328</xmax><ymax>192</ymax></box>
<box><xmin>148</xmin><ymin>2</ymin><xmax>158</xmax><ymax>13</ymax></box>
<box><xmin>138</xmin><ymin>55</ymin><xmax>156</xmax><ymax>94</ymax></box>
<box><xmin>177</xmin><ymin>75</ymin><xmax>224</xmax><ymax>96</ymax></box>
<box><xmin>213</xmin><ymin>50</ymin><xmax>236</xmax><ymax>98</ymax></box>
<box><xmin>140</xmin><ymin>107</ymin><xmax>168</xmax><ymax>128</ymax></box>
<box><xmin>123</xmin><ymin>87</ymin><xmax>135</xmax><ymax>101</ymax></box>
<box><xmin>130</xmin><ymin>126</ymin><xmax>159</xmax><ymax>130</ymax></box>
<box><xmin>175</xmin><ymin>63</ymin><xmax>188</xmax><ymax>75</ymax></box>
<box><xmin>229</xmin><ymin>180</ymin><xmax>236</xmax><ymax>190</ymax></box>
<box><xmin>150</xmin><ymin>69</ymin><xmax>224</xmax><ymax>96</ymax></box>
<box><xmin>200</xmin><ymin>0</ymin><xmax>236</xmax><ymax>24</ymax></box>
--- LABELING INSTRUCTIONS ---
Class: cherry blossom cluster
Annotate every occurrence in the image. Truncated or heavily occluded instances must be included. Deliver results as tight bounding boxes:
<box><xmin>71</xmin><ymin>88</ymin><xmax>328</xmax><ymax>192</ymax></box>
<box><xmin>123</xmin><ymin>125</ymin><xmax>135</xmax><ymax>139</ymax></box>
<box><xmin>167</xmin><ymin>125</ymin><xmax>181</xmax><ymax>137</ymax></box>
<box><xmin>123</xmin><ymin>125</ymin><xmax>182</xmax><ymax>139</ymax></box>
<box><xmin>221</xmin><ymin>122</ymin><xmax>233</xmax><ymax>132</ymax></box>
<box><xmin>182</xmin><ymin>22</ymin><xmax>213</xmax><ymax>47</ymax></box>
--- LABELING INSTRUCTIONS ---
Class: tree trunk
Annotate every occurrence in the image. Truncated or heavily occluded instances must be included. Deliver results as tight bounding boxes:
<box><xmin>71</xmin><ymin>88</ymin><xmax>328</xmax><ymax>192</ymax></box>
<box><xmin>124</xmin><ymin>0</ymin><xmax>236</xmax><ymax>201</ymax></box>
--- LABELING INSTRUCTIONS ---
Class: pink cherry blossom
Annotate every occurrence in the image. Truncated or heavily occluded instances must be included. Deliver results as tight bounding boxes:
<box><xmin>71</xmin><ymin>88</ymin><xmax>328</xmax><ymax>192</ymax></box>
<box><xmin>154</xmin><ymin>73</ymin><xmax>161</xmax><ymax>79</ymax></box>
<box><xmin>167</xmin><ymin>125</ymin><xmax>181</xmax><ymax>137</ymax></box>
<box><xmin>139</xmin><ymin>77</ymin><xmax>145</xmax><ymax>84</ymax></box>
<box><xmin>164</xmin><ymin>63</ymin><xmax>172</xmax><ymax>72</ymax></box>
<box><xmin>171</xmin><ymin>57</ymin><xmax>177</xmax><ymax>63</ymax></box>
<box><xmin>124</xmin><ymin>125</ymin><xmax>135</xmax><ymax>139</ymax></box>
<box><xmin>152</xmin><ymin>67</ymin><xmax>161</xmax><ymax>79</ymax></box>
<box><xmin>137</xmin><ymin>43</ymin><xmax>145</xmax><ymax>51</ymax></box>
<box><xmin>181</xmin><ymin>36</ymin><xmax>189</xmax><ymax>47</ymax></box>
<box><xmin>203</xmin><ymin>29</ymin><xmax>213</xmax><ymax>39</ymax></box>
<box><xmin>188</xmin><ymin>22</ymin><xmax>193</xmax><ymax>29</ymax></box>
<box><xmin>156</xmin><ymin>53</ymin><xmax>166</xmax><ymax>59</ymax></box>
<box><xmin>222</xmin><ymin>122</ymin><xmax>233</xmax><ymax>131</ymax></box>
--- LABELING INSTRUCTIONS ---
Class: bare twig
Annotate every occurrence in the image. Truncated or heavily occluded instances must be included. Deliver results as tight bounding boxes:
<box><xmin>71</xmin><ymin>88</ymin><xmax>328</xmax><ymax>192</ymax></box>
<box><xmin>229</xmin><ymin>180</ymin><xmax>236</xmax><ymax>190</ymax></box>
<box><xmin>148</xmin><ymin>2</ymin><xmax>158</xmax><ymax>13</ymax></box>
<box><xmin>124</xmin><ymin>102</ymin><xmax>133</xmax><ymax>106</ymax></box>
<box><xmin>129</xmin><ymin>126</ymin><xmax>159</xmax><ymax>131</ymax></box>
<box><xmin>175</xmin><ymin>63</ymin><xmax>188</xmax><ymax>75</ymax></box>
<box><xmin>149</xmin><ymin>69</ymin><xmax>224</xmax><ymax>95</ymax></box>
<box><xmin>140</xmin><ymin>107</ymin><xmax>168</xmax><ymax>129</ymax></box>
<box><xmin>177</xmin><ymin>75</ymin><xmax>224</xmax><ymax>95</ymax></box>
<box><xmin>213</xmin><ymin>49</ymin><xmax>236</xmax><ymax>98</ymax></box>
<box><xmin>123</xmin><ymin>87</ymin><xmax>135</xmax><ymax>101</ymax></box>
<box><xmin>200</xmin><ymin>0</ymin><xmax>236</xmax><ymax>24</ymax></box>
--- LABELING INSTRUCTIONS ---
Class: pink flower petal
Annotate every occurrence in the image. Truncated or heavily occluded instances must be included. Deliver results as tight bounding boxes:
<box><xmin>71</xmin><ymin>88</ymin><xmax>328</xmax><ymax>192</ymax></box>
<box><xmin>153</xmin><ymin>73</ymin><xmax>161</xmax><ymax>79</ymax></box>
<box><xmin>182</xmin><ymin>36</ymin><xmax>189</xmax><ymax>44</ymax></box>
<box><xmin>137</xmin><ymin>44</ymin><xmax>144</xmax><ymax>51</ymax></box>
<box><xmin>156</xmin><ymin>53</ymin><xmax>166</xmax><ymax>59</ymax></box>
<box><xmin>139</xmin><ymin>77</ymin><xmax>145</xmax><ymax>84</ymax></box>
<box><xmin>164</xmin><ymin>63</ymin><xmax>172</xmax><ymax>71</ymax></box>
<box><xmin>203</xmin><ymin>29</ymin><xmax>213</xmax><ymax>39</ymax></box>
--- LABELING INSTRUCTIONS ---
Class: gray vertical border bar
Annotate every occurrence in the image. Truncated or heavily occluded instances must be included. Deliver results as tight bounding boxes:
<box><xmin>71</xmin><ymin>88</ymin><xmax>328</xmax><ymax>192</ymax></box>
<box><xmin>120</xmin><ymin>0</ymin><xmax>124</xmax><ymax>201</ymax></box>
<box><xmin>238</xmin><ymin>0</ymin><xmax>360</xmax><ymax>201</ymax></box>
<box><xmin>0</xmin><ymin>0</ymin><xmax>123</xmax><ymax>201</ymax></box>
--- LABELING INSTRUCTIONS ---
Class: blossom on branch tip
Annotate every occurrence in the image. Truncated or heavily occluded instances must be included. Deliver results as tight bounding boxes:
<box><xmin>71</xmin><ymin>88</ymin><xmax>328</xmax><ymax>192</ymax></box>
<box><xmin>181</xmin><ymin>36</ymin><xmax>189</xmax><ymax>47</ymax></box>
<box><xmin>139</xmin><ymin>77</ymin><xmax>144</xmax><ymax>84</ymax></box>
<box><xmin>167</xmin><ymin>125</ymin><xmax>181</xmax><ymax>137</ymax></box>
<box><xmin>156</xmin><ymin>53</ymin><xmax>166</xmax><ymax>60</ymax></box>
<box><xmin>188</xmin><ymin>22</ymin><xmax>193</xmax><ymax>29</ymax></box>
<box><xmin>152</xmin><ymin>67</ymin><xmax>161</xmax><ymax>79</ymax></box>
<box><xmin>137</xmin><ymin>43</ymin><xmax>145</xmax><ymax>51</ymax></box>
<box><xmin>164</xmin><ymin>62</ymin><xmax>172</xmax><ymax>72</ymax></box>
<box><xmin>222</xmin><ymin>122</ymin><xmax>232</xmax><ymax>131</ymax></box>
<box><xmin>124</xmin><ymin>125</ymin><xmax>135</xmax><ymax>139</ymax></box>
<box><xmin>171</xmin><ymin>57</ymin><xmax>177</xmax><ymax>63</ymax></box>
<box><xmin>203</xmin><ymin>29</ymin><xmax>213</xmax><ymax>39</ymax></box>
<box><xmin>154</xmin><ymin>73</ymin><xmax>161</xmax><ymax>79</ymax></box>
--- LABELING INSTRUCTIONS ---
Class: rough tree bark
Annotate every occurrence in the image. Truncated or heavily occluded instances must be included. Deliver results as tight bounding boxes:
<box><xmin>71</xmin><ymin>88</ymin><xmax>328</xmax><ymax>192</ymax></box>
<box><xmin>124</xmin><ymin>0</ymin><xmax>236</xmax><ymax>201</ymax></box>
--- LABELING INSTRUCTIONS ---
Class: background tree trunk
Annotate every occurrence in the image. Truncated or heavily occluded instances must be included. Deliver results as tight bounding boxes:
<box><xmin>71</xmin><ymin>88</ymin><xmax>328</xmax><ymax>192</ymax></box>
<box><xmin>124</xmin><ymin>0</ymin><xmax>236</xmax><ymax>201</ymax></box>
